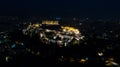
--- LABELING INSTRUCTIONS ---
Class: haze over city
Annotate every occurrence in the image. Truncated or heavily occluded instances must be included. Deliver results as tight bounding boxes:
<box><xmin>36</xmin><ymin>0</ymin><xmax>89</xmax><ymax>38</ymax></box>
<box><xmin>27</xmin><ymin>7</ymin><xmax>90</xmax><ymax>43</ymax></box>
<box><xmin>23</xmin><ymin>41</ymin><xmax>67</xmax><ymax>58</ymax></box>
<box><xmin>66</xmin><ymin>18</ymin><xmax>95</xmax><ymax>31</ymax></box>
<box><xmin>0</xmin><ymin>0</ymin><xmax>120</xmax><ymax>19</ymax></box>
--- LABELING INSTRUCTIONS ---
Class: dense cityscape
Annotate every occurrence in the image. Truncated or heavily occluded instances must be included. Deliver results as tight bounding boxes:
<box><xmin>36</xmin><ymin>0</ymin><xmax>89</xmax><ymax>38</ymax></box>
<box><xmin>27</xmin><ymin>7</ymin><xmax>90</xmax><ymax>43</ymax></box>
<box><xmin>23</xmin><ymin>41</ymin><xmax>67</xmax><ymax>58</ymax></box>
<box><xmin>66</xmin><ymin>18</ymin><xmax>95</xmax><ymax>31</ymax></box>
<box><xmin>0</xmin><ymin>16</ymin><xmax>120</xmax><ymax>67</ymax></box>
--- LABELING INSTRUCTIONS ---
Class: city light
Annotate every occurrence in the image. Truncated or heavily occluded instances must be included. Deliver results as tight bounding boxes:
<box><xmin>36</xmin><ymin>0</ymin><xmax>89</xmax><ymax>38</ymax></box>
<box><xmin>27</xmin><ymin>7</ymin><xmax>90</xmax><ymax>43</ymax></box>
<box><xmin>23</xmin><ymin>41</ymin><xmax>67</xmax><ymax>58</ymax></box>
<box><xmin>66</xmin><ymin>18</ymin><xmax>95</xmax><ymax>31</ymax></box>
<box><xmin>34</xmin><ymin>24</ymin><xmax>40</xmax><ymax>27</ymax></box>
<box><xmin>79</xmin><ymin>58</ymin><xmax>87</xmax><ymax>64</ymax></box>
<box><xmin>98</xmin><ymin>52</ymin><xmax>103</xmax><ymax>56</ymax></box>
<box><xmin>105</xmin><ymin>57</ymin><xmax>120</xmax><ymax>67</ymax></box>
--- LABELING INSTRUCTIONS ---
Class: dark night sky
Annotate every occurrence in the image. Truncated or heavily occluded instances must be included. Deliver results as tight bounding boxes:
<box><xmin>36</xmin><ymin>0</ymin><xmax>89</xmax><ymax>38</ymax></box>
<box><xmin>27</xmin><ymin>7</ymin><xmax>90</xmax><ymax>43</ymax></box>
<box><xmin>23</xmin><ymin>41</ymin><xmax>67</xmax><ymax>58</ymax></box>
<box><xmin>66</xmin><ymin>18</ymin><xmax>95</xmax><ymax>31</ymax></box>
<box><xmin>0</xmin><ymin>0</ymin><xmax>120</xmax><ymax>18</ymax></box>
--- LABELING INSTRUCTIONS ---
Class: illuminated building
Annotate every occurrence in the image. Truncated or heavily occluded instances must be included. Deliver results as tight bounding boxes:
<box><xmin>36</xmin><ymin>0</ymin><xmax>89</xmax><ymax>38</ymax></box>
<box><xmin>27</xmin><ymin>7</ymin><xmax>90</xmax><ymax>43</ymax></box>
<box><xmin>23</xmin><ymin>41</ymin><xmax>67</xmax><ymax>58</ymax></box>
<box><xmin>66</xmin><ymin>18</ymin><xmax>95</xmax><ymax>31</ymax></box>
<box><xmin>22</xmin><ymin>20</ymin><xmax>85</xmax><ymax>47</ymax></box>
<box><xmin>42</xmin><ymin>20</ymin><xmax>59</xmax><ymax>25</ymax></box>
